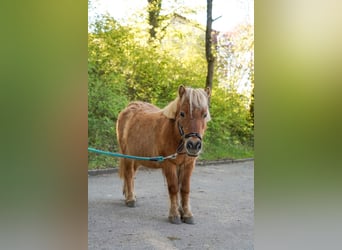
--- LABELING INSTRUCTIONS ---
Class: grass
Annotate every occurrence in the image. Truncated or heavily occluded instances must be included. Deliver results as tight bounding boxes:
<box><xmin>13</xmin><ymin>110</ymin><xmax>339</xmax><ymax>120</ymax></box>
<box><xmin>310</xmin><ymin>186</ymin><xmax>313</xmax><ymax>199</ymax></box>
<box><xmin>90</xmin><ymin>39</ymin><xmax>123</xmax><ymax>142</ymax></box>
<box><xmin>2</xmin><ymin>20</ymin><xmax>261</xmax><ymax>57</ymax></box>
<box><xmin>88</xmin><ymin>157</ymin><xmax>119</xmax><ymax>170</ymax></box>
<box><xmin>200</xmin><ymin>142</ymin><xmax>254</xmax><ymax>161</ymax></box>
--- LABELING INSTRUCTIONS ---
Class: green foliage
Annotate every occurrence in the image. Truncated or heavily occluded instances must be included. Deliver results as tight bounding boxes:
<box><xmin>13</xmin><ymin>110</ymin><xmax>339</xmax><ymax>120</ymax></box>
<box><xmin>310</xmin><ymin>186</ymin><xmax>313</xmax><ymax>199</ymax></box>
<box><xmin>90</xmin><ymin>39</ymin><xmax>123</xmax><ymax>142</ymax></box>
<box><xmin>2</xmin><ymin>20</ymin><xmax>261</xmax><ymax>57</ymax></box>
<box><xmin>202</xmin><ymin>87</ymin><xmax>254</xmax><ymax>160</ymax></box>
<box><xmin>88</xmin><ymin>15</ymin><xmax>254</xmax><ymax>169</ymax></box>
<box><xmin>88</xmin><ymin>18</ymin><xmax>130</xmax><ymax>168</ymax></box>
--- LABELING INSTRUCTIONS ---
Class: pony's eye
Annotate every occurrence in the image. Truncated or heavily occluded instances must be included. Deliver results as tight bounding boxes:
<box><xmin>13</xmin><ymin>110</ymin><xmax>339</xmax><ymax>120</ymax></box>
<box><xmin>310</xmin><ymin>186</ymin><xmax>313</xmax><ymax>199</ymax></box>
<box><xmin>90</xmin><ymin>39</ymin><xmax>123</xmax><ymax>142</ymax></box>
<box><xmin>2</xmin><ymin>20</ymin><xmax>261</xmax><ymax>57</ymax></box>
<box><xmin>203</xmin><ymin>113</ymin><xmax>207</xmax><ymax>118</ymax></box>
<box><xmin>180</xmin><ymin>111</ymin><xmax>185</xmax><ymax>118</ymax></box>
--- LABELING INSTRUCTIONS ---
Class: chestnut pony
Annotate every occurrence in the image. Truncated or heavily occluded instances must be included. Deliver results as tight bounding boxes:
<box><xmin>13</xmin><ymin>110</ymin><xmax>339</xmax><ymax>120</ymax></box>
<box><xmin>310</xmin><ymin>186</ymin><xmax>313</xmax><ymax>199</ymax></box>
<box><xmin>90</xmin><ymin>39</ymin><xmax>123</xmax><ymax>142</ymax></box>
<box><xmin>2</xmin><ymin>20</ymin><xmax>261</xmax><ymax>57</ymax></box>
<box><xmin>116</xmin><ymin>85</ymin><xmax>211</xmax><ymax>224</ymax></box>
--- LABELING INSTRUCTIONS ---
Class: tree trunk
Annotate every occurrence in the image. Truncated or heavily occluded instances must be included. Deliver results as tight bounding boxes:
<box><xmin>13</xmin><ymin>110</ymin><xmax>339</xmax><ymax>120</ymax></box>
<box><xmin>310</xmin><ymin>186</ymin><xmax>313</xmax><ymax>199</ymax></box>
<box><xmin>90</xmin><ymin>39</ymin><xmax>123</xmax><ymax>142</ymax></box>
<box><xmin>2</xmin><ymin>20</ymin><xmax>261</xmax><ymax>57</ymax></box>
<box><xmin>147</xmin><ymin>0</ymin><xmax>162</xmax><ymax>40</ymax></box>
<box><xmin>205</xmin><ymin>0</ymin><xmax>214</xmax><ymax>100</ymax></box>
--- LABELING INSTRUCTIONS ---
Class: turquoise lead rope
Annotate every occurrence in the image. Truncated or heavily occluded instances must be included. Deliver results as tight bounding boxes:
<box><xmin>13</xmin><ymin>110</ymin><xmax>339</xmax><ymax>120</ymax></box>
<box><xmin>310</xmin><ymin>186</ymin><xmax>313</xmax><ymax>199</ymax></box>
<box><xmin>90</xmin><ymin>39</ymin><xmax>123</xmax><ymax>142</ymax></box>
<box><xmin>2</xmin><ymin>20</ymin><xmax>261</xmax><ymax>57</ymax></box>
<box><xmin>88</xmin><ymin>147</ymin><xmax>177</xmax><ymax>162</ymax></box>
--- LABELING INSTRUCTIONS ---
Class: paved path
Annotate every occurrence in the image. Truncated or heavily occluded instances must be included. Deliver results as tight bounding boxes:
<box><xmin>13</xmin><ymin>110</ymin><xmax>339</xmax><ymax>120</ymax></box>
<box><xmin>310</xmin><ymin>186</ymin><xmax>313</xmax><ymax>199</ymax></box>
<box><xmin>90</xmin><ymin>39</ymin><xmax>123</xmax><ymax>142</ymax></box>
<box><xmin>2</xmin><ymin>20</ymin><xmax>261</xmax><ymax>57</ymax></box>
<box><xmin>88</xmin><ymin>161</ymin><xmax>254</xmax><ymax>250</ymax></box>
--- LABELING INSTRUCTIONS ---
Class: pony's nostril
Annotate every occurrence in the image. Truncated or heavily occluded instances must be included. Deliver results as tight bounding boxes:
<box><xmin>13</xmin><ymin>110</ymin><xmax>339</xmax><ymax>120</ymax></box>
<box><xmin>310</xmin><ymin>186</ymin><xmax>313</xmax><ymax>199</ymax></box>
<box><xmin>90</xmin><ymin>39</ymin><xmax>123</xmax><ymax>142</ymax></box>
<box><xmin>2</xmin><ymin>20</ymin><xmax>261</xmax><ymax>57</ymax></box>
<box><xmin>195</xmin><ymin>141</ymin><xmax>202</xmax><ymax>150</ymax></box>
<box><xmin>186</xmin><ymin>141</ymin><xmax>194</xmax><ymax>150</ymax></box>
<box><xmin>186</xmin><ymin>140</ymin><xmax>202</xmax><ymax>153</ymax></box>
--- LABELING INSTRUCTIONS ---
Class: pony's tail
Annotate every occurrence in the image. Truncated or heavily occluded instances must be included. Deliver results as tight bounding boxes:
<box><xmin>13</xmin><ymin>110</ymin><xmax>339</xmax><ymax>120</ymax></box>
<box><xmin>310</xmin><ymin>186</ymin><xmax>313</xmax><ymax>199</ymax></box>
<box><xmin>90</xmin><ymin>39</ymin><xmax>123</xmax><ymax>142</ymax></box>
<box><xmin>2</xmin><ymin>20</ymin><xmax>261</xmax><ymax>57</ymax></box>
<box><xmin>116</xmin><ymin>113</ymin><xmax>124</xmax><ymax>179</ymax></box>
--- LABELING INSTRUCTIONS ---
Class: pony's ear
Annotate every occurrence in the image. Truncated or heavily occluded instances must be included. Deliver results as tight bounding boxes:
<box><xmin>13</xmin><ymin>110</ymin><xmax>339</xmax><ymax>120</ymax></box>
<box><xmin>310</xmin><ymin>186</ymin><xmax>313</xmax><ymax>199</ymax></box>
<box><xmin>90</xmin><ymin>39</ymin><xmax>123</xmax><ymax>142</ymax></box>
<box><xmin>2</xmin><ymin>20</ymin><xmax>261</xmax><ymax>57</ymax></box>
<box><xmin>178</xmin><ymin>85</ymin><xmax>186</xmax><ymax>98</ymax></box>
<box><xmin>205</xmin><ymin>87</ymin><xmax>211</xmax><ymax>97</ymax></box>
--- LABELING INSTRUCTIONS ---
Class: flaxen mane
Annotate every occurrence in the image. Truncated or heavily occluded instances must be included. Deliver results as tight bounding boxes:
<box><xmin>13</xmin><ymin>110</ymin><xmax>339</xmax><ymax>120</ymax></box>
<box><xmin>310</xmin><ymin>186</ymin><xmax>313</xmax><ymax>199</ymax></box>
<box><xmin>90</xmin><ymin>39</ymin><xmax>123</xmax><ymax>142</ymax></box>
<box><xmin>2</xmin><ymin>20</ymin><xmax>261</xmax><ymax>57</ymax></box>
<box><xmin>162</xmin><ymin>87</ymin><xmax>211</xmax><ymax>121</ymax></box>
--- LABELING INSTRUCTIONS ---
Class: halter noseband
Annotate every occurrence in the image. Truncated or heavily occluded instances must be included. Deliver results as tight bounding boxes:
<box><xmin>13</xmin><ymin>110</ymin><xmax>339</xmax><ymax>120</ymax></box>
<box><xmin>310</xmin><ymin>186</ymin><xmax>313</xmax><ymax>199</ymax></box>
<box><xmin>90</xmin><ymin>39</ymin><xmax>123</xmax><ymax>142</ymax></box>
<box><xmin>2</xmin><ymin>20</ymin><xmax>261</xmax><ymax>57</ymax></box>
<box><xmin>177</xmin><ymin>121</ymin><xmax>202</xmax><ymax>153</ymax></box>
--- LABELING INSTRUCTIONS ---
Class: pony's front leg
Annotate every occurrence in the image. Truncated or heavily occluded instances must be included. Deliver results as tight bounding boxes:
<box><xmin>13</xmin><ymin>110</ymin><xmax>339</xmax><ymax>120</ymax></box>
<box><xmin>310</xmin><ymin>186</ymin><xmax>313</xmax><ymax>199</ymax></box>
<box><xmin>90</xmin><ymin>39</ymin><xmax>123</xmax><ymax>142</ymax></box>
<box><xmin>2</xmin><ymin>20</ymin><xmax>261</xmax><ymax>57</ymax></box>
<box><xmin>180</xmin><ymin>163</ymin><xmax>195</xmax><ymax>224</ymax></box>
<box><xmin>163</xmin><ymin>164</ymin><xmax>181</xmax><ymax>224</ymax></box>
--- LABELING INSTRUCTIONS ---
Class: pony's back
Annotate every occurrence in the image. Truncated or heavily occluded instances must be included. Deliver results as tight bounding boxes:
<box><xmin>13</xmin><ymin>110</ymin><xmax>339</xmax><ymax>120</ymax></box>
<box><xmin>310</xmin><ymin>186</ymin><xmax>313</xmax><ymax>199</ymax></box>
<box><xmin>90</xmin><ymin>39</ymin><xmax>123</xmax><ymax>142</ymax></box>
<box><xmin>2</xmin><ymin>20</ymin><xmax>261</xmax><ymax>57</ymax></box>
<box><xmin>116</xmin><ymin>101</ymin><xmax>161</xmax><ymax>152</ymax></box>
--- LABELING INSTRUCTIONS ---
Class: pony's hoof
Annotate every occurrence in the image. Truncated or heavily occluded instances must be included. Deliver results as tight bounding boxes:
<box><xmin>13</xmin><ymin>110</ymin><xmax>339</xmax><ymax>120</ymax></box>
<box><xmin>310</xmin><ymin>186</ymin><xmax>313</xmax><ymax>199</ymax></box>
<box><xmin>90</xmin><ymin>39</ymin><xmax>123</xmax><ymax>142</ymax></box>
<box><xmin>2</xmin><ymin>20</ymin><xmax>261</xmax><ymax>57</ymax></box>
<box><xmin>182</xmin><ymin>216</ymin><xmax>195</xmax><ymax>224</ymax></box>
<box><xmin>168</xmin><ymin>216</ymin><xmax>182</xmax><ymax>224</ymax></box>
<box><xmin>126</xmin><ymin>200</ymin><xmax>136</xmax><ymax>207</ymax></box>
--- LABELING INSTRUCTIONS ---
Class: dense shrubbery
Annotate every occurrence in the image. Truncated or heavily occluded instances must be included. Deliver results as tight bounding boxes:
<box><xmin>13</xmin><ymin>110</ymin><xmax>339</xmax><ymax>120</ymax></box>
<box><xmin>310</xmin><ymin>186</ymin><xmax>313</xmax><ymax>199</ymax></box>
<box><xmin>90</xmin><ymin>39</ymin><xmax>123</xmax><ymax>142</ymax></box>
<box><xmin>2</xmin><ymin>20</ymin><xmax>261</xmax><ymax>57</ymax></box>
<box><xmin>202</xmin><ymin>87</ymin><xmax>253</xmax><ymax>160</ymax></box>
<box><xmin>88</xmin><ymin>16</ymin><xmax>253</xmax><ymax>168</ymax></box>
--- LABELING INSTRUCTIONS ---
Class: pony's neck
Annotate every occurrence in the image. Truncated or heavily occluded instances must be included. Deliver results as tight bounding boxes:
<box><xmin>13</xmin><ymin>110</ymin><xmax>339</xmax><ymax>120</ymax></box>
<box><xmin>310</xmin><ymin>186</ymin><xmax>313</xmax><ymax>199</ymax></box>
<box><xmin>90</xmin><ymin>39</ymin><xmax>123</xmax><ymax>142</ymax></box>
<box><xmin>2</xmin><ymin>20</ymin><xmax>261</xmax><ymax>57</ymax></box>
<box><xmin>161</xmin><ymin>98</ymin><xmax>183</xmax><ymax>145</ymax></box>
<box><xmin>162</xmin><ymin>98</ymin><xmax>179</xmax><ymax>120</ymax></box>
<box><xmin>161</xmin><ymin>115</ymin><xmax>182</xmax><ymax>144</ymax></box>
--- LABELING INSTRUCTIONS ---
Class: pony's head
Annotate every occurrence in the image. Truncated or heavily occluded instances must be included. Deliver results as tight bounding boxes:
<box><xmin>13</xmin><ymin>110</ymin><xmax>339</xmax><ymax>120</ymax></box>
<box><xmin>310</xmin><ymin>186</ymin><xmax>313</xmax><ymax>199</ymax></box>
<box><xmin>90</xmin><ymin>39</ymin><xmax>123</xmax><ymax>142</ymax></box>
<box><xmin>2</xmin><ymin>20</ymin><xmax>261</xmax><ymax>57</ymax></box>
<box><xmin>163</xmin><ymin>85</ymin><xmax>211</xmax><ymax>157</ymax></box>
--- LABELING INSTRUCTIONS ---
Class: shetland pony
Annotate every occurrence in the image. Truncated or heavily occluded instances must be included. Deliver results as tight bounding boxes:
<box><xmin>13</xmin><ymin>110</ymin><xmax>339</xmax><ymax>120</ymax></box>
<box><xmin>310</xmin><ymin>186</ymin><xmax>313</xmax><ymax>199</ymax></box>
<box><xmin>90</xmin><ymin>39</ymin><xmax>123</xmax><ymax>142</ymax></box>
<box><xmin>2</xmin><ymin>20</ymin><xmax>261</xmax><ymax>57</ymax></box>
<box><xmin>116</xmin><ymin>85</ymin><xmax>211</xmax><ymax>224</ymax></box>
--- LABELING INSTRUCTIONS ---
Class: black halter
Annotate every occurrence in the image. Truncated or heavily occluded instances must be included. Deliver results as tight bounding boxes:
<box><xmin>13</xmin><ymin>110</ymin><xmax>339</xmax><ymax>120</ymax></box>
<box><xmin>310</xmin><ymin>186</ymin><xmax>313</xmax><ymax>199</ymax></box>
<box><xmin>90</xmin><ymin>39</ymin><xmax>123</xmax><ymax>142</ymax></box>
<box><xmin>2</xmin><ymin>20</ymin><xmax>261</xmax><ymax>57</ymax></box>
<box><xmin>176</xmin><ymin>121</ymin><xmax>202</xmax><ymax>153</ymax></box>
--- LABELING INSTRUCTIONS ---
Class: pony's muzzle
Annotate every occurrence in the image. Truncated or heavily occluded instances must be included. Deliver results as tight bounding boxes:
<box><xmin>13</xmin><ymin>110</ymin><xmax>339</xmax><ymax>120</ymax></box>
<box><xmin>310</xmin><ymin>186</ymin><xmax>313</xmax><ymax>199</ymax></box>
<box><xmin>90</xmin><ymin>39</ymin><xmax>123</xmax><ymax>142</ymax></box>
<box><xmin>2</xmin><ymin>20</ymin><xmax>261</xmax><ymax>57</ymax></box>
<box><xmin>185</xmin><ymin>138</ymin><xmax>202</xmax><ymax>157</ymax></box>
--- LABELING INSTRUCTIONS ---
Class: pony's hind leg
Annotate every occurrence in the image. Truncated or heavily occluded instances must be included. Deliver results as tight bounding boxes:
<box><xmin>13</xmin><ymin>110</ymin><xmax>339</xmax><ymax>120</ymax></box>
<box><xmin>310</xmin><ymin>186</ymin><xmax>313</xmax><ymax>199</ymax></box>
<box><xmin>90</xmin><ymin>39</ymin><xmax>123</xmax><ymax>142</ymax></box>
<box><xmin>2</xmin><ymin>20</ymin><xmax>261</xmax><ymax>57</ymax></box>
<box><xmin>119</xmin><ymin>159</ymin><xmax>136</xmax><ymax>207</ymax></box>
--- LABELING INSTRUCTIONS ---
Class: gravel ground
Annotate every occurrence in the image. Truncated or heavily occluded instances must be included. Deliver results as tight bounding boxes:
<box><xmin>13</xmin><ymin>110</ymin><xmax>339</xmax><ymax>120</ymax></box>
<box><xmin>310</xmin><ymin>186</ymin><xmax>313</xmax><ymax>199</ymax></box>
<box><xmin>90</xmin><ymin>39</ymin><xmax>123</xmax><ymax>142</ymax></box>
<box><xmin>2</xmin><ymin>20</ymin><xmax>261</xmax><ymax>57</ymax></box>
<box><xmin>88</xmin><ymin>161</ymin><xmax>254</xmax><ymax>250</ymax></box>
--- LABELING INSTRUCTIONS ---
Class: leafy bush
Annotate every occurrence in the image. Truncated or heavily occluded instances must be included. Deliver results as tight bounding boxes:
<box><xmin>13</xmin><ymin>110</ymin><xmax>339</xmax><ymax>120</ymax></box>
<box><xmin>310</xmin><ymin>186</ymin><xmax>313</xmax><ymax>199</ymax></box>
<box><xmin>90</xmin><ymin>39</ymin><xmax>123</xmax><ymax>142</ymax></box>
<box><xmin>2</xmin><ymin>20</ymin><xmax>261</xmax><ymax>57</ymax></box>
<box><xmin>201</xmin><ymin>87</ymin><xmax>254</xmax><ymax>160</ymax></box>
